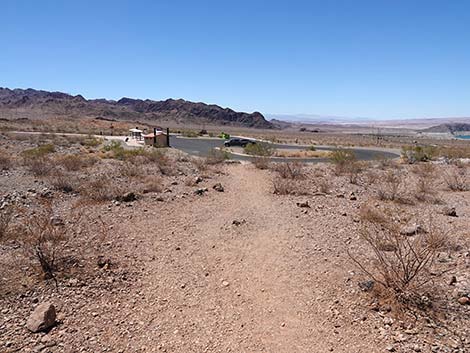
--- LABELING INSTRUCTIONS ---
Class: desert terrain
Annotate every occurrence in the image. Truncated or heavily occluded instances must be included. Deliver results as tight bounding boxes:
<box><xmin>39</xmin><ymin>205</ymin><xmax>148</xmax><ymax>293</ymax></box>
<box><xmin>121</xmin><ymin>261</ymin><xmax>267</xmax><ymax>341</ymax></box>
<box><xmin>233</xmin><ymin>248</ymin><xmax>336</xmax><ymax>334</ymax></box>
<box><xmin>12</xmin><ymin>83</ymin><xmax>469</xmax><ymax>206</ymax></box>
<box><xmin>0</xmin><ymin>122</ymin><xmax>469</xmax><ymax>353</ymax></box>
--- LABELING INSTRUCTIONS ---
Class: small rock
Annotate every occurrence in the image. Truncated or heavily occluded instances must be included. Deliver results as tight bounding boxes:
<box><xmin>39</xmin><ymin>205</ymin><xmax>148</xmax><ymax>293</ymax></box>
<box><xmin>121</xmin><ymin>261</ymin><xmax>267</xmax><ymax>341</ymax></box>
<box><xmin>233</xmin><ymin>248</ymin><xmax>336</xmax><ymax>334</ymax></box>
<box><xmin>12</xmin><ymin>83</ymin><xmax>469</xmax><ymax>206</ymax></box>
<box><xmin>26</xmin><ymin>302</ymin><xmax>56</xmax><ymax>333</ymax></box>
<box><xmin>349</xmin><ymin>192</ymin><xmax>357</xmax><ymax>201</ymax></box>
<box><xmin>118</xmin><ymin>192</ymin><xmax>137</xmax><ymax>202</ymax></box>
<box><xmin>232</xmin><ymin>219</ymin><xmax>246</xmax><ymax>226</ymax></box>
<box><xmin>386</xmin><ymin>345</ymin><xmax>396</xmax><ymax>352</ymax></box>
<box><xmin>296</xmin><ymin>201</ymin><xmax>310</xmax><ymax>208</ymax></box>
<box><xmin>194</xmin><ymin>188</ymin><xmax>208</xmax><ymax>195</ymax></box>
<box><xmin>442</xmin><ymin>206</ymin><xmax>458</xmax><ymax>217</ymax></box>
<box><xmin>358</xmin><ymin>280</ymin><xmax>375</xmax><ymax>292</ymax></box>
<box><xmin>449</xmin><ymin>275</ymin><xmax>457</xmax><ymax>286</ymax></box>
<box><xmin>400</xmin><ymin>224</ymin><xmax>425</xmax><ymax>236</ymax></box>
<box><xmin>195</xmin><ymin>176</ymin><xmax>203</xmax><ymax>184</ymax></box>
<box><xmin>457</xmin><ymin>296</ymin><xmax>470</xmax><ymax>305</ymax></box>
<box><xmin>222</xmin><ymin>280</ymin><xmax>230</xmax><ymax>287</ymax></box>
<box><xmin>213</xmin><ymin>183</ymin><xmax>224</xmax><ymax>192</ymax></box>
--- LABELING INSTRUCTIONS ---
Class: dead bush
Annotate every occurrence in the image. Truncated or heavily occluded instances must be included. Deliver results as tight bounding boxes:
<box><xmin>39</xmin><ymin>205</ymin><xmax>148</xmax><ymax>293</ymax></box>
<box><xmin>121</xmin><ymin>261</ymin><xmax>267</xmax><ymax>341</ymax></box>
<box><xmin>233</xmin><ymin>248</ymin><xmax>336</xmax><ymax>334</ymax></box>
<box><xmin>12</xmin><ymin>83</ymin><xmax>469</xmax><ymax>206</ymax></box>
<box><xmin>345</xmin><ymin>161</ymin><xmax>363</xmax><ymax>184</ymax></box>
<box><xmin>414</xmin><ymin>175</ymin><xmax>437</xmax><ymax>203</ymax></box>
<box><xmin>444</xmin><ymin>169</ymin><xmax>468</xmax><ymax>191</ymax></box>
<box><xmin>0</xmin><ymin>204</ymin><xmax>14</xmax><ymax>240</ymax></box>
<box><xmin>350</xmin><ymin>206</ymin><xmax>449</xmax><ymax>301</ymax></box>
<box><xmin>16</xmin><ymin>201</ymin><xmax>70</xmax><ymax>281</ymax></box>
<box><xmin>141</xmin><ymin>175</ymin><xmax>163</xmax><ymax>193</ymax></box>
<box><xmin>80</xmin><ymin>176</ymin><xmax>124</xmax><ymax>201</ymax></box>
<box><xmin>412</xmin><ymin>163</ymin><xmax>436</xmax><ymax>179</ymax></box>
<box><xmin>316</xmin><ymin>177</ymin><xmax>331</xmax><ymax>194</ymax></box>
<box><xmin>119</xmin><ymin>161</ymin><xmax>144</xmax><ymax>179</ymax></box>
<box><xmin>47</xmin><ymin>171</ymin><xmax>78</xmax><ymax>193</ymax></box>
<box><xmin>23</xmin><ymin>156</ymin><xmax>54</xmax><ymax>176</ymax></box>
<box><xmin>55</xmin><ymin>153</ymin><xmax>97</xmax><ymax>172</ymax></box>
<box><xmin>273</xmin><ymin>178</ymin><xmax>295</xmax><ymax>195</ymax></box>
<box><xmin>253</xmin><ymin>156</ymin><xmax>270</xmax><ymax>170</ymax></box>
<box><xmin>274</xmin><ymin>161</ymin><xmax>306</xmax><ymax>179</ymax></box>
<box><xmin>376</xmin><ymin>170</ymin><xmax>403</xmax><ymax>201</ymax></box>
<box><xmin>206</xmin><ymin>148</ymin><xmax>230</xmax><ymax>165</ymax></box>
<box><xmin>0</xmin><ymin>150</ymin><xmax>12</xmax><ymax>170</ymax></box>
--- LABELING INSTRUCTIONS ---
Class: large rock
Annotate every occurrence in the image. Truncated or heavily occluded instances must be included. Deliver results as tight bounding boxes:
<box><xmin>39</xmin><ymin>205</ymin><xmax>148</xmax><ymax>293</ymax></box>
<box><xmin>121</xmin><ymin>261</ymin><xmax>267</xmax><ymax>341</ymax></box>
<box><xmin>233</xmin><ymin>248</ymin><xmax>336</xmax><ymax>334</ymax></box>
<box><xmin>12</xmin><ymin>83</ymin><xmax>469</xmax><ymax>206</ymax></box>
<box><xmin>26</xmin><ymin>302</ymin><xmax>56</xmax><ymax>333</ymax></box>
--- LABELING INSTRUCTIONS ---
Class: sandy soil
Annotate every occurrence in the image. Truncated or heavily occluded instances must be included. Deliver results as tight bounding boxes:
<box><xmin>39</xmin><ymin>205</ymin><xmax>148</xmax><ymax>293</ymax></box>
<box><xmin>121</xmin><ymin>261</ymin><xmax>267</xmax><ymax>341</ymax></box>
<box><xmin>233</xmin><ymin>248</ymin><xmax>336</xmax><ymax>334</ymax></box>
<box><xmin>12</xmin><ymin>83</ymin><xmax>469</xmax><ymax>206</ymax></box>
<box><xmin>1</xmin><ymin>132</ymin><xmax>469</xmax><ymax>353</ymax></box>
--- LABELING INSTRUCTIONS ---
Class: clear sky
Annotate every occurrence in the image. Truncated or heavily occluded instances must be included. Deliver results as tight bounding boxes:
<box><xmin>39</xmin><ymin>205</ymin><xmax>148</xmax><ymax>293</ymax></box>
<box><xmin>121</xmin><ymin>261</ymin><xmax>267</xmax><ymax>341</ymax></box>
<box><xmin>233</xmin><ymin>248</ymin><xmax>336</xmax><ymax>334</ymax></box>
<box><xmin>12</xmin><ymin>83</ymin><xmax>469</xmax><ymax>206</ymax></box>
<box><xmin>2</xmin><ymin>0</ymin><xmax>470</xmax><ymax>119</ymax></box>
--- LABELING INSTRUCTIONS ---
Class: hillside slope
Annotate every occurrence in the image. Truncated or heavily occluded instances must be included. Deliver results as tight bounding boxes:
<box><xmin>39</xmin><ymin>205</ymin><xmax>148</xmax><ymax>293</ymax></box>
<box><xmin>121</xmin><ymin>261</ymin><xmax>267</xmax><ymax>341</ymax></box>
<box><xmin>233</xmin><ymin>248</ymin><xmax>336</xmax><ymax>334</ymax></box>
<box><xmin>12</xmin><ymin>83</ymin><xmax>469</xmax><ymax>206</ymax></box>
<box><xmin>0</xmin><ymin>87</ymin><xmax>273</xmax><ymax>129</ymax></box>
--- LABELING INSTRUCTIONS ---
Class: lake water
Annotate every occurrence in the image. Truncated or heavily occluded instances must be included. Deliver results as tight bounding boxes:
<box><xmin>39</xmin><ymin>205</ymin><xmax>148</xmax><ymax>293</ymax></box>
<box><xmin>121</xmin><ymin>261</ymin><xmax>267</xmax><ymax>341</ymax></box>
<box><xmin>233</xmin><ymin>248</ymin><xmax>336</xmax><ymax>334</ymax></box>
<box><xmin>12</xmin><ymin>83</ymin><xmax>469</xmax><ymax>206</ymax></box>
<box><xmin>456</xmin><ymin>135</ymin><xmax>470</xmax><ymax>140</ymax></box>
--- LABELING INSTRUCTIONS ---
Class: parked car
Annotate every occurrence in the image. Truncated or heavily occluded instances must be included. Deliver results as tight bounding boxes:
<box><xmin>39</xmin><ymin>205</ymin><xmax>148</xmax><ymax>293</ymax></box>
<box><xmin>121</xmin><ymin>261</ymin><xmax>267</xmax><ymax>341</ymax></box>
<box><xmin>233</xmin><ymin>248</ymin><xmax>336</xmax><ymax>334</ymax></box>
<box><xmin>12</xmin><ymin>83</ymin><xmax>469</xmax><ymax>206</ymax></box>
<box><xmin>224</xmin><ymin>138</ymin><xmax>256</xmax><ymax>147</ymax></box>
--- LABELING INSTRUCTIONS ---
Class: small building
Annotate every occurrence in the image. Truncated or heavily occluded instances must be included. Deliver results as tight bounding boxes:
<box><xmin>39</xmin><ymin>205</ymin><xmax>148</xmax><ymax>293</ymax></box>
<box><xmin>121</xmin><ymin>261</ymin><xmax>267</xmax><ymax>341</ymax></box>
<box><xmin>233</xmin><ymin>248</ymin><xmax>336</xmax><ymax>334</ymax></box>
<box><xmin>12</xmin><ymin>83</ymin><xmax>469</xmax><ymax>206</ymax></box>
<box><xmin>143</xmin><ymin>129</ymin><xmax>169</xmax><ymax>147</ymax></box>
<box><xmin>129</xmin><ymin>127</ymin><xmax>143</xmax><ymax>140</ymax></box>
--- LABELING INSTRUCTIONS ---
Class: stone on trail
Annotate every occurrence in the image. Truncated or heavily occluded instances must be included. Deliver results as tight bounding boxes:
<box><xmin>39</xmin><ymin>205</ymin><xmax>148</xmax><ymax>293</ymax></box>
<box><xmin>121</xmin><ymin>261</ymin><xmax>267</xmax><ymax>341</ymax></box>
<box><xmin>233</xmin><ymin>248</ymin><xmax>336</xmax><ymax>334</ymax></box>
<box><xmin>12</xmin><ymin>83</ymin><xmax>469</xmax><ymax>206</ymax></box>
<box><xmin>212</xmin><ymin>183</ymin><xmax>224</xmax><ymax>192</ymax></box>
<box><xmin>26</xmin><ymin>302</ymin><xmax>56</xmax><ymax>333</ymax></box>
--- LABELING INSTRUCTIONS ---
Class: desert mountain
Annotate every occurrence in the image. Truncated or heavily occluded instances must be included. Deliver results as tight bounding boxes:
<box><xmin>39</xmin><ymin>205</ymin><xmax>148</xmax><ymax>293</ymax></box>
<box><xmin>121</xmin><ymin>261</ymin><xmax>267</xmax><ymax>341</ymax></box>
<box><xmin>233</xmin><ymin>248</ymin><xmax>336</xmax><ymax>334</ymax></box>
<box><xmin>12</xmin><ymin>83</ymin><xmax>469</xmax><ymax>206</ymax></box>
<box><xmin>0</xmin><ymin>88</ymin><xmax>273</xmax><ymax>129</ymax></box>
<box><xmin>422</xmin><ymin>123</ymin><xmax>470</xmax><ymax>134</ymax></box>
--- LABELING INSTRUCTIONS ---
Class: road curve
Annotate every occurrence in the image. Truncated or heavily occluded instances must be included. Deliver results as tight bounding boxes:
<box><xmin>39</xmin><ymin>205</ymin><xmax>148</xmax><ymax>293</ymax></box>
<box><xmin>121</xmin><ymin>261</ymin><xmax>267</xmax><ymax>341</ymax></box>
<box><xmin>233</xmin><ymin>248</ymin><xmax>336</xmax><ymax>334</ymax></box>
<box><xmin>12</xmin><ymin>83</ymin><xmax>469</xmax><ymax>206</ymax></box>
<box><xmin>169</xmin><ymin>136</ymin><xmax>400</xmax><ymax>162</ymax></box>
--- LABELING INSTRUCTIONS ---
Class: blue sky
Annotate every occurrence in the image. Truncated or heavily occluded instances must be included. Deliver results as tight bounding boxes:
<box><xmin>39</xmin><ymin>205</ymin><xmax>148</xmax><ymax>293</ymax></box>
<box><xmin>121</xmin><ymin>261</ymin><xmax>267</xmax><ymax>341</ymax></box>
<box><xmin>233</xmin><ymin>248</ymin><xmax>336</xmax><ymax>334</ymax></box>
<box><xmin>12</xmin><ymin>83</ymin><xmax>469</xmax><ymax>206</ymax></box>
<box><xmin>1</xmin><ymin>0</ymin><xmax>470</xmax><ymax>119</ymax></box>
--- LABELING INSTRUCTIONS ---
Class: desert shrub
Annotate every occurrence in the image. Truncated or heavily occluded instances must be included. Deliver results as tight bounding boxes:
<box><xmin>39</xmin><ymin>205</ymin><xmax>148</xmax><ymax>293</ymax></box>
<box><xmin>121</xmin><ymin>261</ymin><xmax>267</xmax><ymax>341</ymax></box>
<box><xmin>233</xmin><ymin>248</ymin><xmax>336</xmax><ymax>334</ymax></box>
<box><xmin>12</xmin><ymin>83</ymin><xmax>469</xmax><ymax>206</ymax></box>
<box><xmin>330</xmin><ymin>149</ymin><xmax>357</xmax><ymax>175</ymax></box>
<box><xmin>17</xmin><ymin>201</ymin><xmax>69</xmax><ymax>281</ymax></box>
<box><xmin>0</xmin><ymin>204</ymin><xmax>14</xmax><ymax>240</ymax></box>
<box><xmin>252</xmin><ymin>156</ymin><xmax>270</xmax><ymax>169</ymax></box>
<box><xmin>181</xmin><ymin>130</ymin><xmax>199</xmax><ymax>138</ymax></box>
<box><xmin>345</xmin><ymin>161</ymin><xmax>363</xmax><ymax>184</ymax></box>
<box><xmin>444</xmin><ymin>169</ymin><xmax>468</xmax><ymax>191</ymax></box>
<box><xmin>274</xmin><ymin>161</ymin><xmax>306</xmax><ymax>179</ymax></box>
<box><xmin>412</xmin><ymin>163</ymin><xmax>436</xmax><ymax>178</ymax></box>
<box><xmin>401</xmin><ymin>145</ymin><xmax>437</xmax><ymax>164</ymax></box>
<box><xmin>244</xmin><ymin>142</ymin><xmax>274</xmax><ymax>157</ymax></box>
<box><xmin>22</xmin><ymin>143</ymin><xmax>55</xmax><ymax>159</ymax></box>
<box><xmin>80</xmin><ymin>176</ymin><xmax>124</xmax><ymax>201</ymax></box>
<box><xmin>316</xmin><ymin>177</ymin><xmax>331</xmax><ymax>194</ymax></box>
<box><xmin>0</xmin><ymin>150</ymin><xmax>12</xmax><ymax>170</ymax></box>
<box><xmin>376</xmin><ymin>170</ymin><xmax>403</xmax><ymax>201</ymax></box>
<box><xmin>414</xmin><ymin>176</ymin><xmax>437</xmax><ymax>202</ymax></box>
<box><xmin>80</xmin><ymin>136</ymin><xmax>102</xmax><ymax>148</ymax></box>
<box><xmin>55</xmin><ymin>153</ymin><xmax>97</xmax><ymax>172</ymax></box>
<box><xmin>307</xmin><ymin>145</ymin><xmax>316</xmax><ymax>151</ymax></box>
<box><xmin>436</xmin><ymin>146</ymin><xmax>470</xmax><ymax>160</ymax></box>
<box><xmin>141</xmin><ymin>176</ymin><xmax>163</xmax><ymax>193</ymax></box>
<box><xmin>119</xmin><ymin>162</ymin><xmax>144</xmax><ymax>178</ymax></box>
<box><xmin>23</xmin><ymin>156</ymin><xmax>54</xmax><ymax>176</ymax></box>
<box><xmin>47</xmin><ymin>172</ymin><xmax>78</xmax><ymax>193</ymax></box>
<box><xmin>273</xmin><ymin>178</ymin><xmax>296</xmax><ymax>195</ymax></box>
<box><xmin>350</xmin><ymin>206</ymin><xmax>448</xmax><ymax>300</ymax></box>
<box><xmin>206</xmin><ymin>148</ymin><xmax>230</xmax><ymax>165</ymax></box>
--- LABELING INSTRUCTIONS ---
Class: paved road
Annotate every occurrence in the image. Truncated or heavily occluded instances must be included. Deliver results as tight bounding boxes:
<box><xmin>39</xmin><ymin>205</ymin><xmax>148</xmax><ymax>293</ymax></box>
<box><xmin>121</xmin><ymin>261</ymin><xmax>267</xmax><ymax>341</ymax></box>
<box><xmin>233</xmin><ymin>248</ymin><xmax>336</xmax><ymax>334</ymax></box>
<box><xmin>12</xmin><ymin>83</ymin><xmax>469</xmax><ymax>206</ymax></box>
<box><xmin>169</xmin><ymin>136</ymin><xmax>399</xmax><ymax>162</ymax></box>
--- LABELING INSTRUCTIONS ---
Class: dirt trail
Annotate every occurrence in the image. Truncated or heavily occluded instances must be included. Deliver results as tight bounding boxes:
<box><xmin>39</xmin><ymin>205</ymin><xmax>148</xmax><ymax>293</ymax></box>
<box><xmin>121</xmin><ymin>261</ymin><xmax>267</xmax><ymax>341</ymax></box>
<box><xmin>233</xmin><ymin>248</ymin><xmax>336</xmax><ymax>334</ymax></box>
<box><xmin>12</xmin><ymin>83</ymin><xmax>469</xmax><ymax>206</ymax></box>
<box><xmin>112</xmin><ymin>164</ymin><xmax>382</xmax><ymax>352</ymax></box>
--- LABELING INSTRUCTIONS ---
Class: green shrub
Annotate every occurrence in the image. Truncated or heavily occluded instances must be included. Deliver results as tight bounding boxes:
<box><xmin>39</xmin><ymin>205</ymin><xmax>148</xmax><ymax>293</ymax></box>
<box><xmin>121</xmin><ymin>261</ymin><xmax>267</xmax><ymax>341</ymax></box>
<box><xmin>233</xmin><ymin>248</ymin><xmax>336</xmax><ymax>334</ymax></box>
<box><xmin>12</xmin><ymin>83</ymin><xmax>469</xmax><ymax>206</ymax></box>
<box><xmin>401</xmin><ymin>145</ymin><xmax>437</xmax><ymax>164</ymax></box>
<box><xmin>22</xmin><ymin>144</ymin><xmax>55</xmax><ymax>158</ymax></box>
<box><xmin>244</xmin><ymin>142</ymin><xmax>274</xmax><ymax>157</ymax></box>
<box><xmin>306</xmin><ymin>145</ymin><xmax>316</xmax><ymax>151</ymax></box>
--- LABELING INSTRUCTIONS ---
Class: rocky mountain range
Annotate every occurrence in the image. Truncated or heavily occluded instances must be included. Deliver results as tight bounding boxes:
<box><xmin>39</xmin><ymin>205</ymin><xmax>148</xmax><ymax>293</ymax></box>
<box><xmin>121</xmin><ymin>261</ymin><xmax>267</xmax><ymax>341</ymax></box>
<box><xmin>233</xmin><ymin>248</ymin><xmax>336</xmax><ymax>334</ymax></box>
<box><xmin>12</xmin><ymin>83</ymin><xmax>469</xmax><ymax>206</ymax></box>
<box><xmin>0</xmin><ymin>88</ymin><xmax>273</xmax><ymax>129</ymax></box>
<box><xmin>422</xmin><ymin>123</ymin><xmax>470</xmax><ymax>134</ymax></box>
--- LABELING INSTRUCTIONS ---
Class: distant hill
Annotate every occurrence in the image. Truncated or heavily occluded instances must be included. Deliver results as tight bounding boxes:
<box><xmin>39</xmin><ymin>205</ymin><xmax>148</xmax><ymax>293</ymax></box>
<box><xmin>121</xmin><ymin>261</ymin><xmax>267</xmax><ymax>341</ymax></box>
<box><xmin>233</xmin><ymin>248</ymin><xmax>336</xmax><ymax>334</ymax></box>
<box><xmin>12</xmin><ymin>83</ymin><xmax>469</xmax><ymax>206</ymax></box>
<box><xmin>422</xmin><ymin>123</ymin><xmax>470</xmax><ymax>134</ymax></box>
<box><xmin>0</xmin><ymin>87</ymin><xmax>273</xmax><ymax>129</ymax></box>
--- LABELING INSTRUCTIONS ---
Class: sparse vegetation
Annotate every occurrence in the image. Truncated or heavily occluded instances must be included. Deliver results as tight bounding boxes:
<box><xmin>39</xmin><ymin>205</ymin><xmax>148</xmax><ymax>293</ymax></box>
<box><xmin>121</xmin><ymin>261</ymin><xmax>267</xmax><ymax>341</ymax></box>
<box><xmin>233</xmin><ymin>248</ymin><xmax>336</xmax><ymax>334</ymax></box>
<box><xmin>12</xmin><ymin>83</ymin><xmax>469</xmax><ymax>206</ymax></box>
<box><xmin>350</xmin><ymin>206</ymin><xmax>449</xmax><ymax>304</ymax></box>
<box><xmin>444</xmin><ymin>168</ymin><xmax>469</xmax><ymax>191</ymax></box>
<box><xmin>244</xmin><ymin>142</ymin><xmax>274</xmax><ymax>157</ymax></box>
<box><xmin>330</xmin><ymin>149</ymin><xmax>357</xmax><ymax>175</ymax></box>
<box><xmin>274</xmin><ymin>161</ymin><xmax>306</xmax><ymax>179</ymax></box>
<box><xmin>401</xmin><ymin>145</ymin><xmax>437</xmax><ymax>164</ymax></box>
<box><xmin>376</xmin><ymin>170</ymin><xmax>403</xmax><ymax>201</ymax></box>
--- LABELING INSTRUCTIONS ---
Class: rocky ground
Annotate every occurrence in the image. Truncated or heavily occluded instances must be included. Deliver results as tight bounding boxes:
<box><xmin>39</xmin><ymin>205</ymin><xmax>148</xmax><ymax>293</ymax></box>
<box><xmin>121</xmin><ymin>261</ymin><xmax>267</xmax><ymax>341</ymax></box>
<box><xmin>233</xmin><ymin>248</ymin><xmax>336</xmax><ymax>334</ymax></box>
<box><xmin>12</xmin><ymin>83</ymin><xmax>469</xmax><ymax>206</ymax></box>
<box><xmin>0</xmin><ymin>132</ymin><xmax>469</xmax><ymax>353</ymax></box>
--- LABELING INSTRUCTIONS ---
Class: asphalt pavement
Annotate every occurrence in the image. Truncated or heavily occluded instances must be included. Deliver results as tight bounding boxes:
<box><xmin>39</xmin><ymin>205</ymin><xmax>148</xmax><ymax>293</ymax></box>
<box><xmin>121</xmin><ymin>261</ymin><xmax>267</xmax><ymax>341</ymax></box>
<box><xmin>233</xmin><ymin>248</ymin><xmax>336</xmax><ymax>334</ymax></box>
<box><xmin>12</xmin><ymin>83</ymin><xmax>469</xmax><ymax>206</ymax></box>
<box><xmin>169</xmin><ymin>136</ymin><xmax>399</xmax><ymax>162</ymax></box>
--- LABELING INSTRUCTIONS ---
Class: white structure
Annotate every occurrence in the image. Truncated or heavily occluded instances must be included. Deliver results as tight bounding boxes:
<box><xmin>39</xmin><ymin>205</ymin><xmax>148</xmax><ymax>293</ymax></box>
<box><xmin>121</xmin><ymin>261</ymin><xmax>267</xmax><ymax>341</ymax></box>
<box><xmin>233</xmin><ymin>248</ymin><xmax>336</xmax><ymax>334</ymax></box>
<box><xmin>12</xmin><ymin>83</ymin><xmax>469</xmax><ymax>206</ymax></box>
<box><xmin>129</xmin><ymin>127</ymin><xmax>143</xmax><ymax>140</ymax></box>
